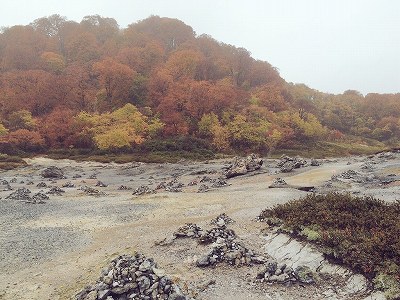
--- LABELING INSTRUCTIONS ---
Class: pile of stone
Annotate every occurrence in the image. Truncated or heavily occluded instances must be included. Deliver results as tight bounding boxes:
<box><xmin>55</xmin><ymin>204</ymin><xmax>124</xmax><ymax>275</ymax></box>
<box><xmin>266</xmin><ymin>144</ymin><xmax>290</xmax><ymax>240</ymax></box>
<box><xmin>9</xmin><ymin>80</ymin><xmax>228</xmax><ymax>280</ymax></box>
<box><xmin>360</xmin><ymin>162</ymin><xmax>375</xmax><ymax>170</ymax></box>
<box><xmin>132</xmin><ymin>185</ymin><xmax>155</xmax><ymax>196</ymax></box>
<box><xmin>75</xmin><ymin>254</ymin><xmax>189</xmax><ymax>300</ymax></box>
<box><xmin>165</xmin><ymin>179</ymin><xmax>184</xmax><ymax>193</ymax></box>
<box><xmin>277</xmin><ymin>156</ymin><xmax>307</xmax><ymax>173</ymax></box>
<box><xmin>196</xmin><ymin>237</ymin><xmax>266</xmax><ymax>268</ymax></box>
<box><xmin>334</xmin><ymin>169</ymin><xmax>359</xmax><ymax>180</ymax></box>
<box><xmin>118</xmin><ymin>185</ymin><xmax>131</xmax><ymax>190</ymax></box>
<box><xmin>198</xmin><ymin>226</ymin><xmax>236</xmax><ymax>245</ymax></box>
<box><xmin>41</xmin><ymin>166</ymin><xmax>65</xmax><ymax>179</ymax></box>
<box><xmin>6</xmin><ymin>188</ymin><xmax>32</xmax><ymax>200</ymax></box>
<box><xmin>256</xmin><ymin>260</ymin><xmax>315</xmax><ymax>285</ymax></box>
<box><xmin>268</xmin><ymin>178</ymin><xmax>288</xmax><ymax>188</ymax></box>
<box><xmin>28</xmin><ymin>192</ymin><xmax>49</xmax><ymax>204</ymax></box>
<box><xmin>197</xmin><ymin>184</ymin><xmax>209</xmax><ymax>193</ymax></box>
<box><xmin>155</xmin><ymin>182</ymin><xmax>166</xmax><ymax>190</ymax></box>
<box><xmin>6</xmin><ymin>188</ymin><xmax>49</xmax><ymax>204</ymax></box>
<box><xmin>210</xmin><ymin>178</ymin><xmax>228</xmax><ymax>188</ymax></box>
<box><xmin>80</xmin><ymin>186</ymin><xmax>106</xmax><ymax>197</ymax></box>
<box><xmin>210</xmin><ymin>213</ymin><xmax>234</xmax><ymax>227</ymax></box>
<box><xmin>376</xmin><ymin>152</ymin><xmax>395</xmax><ymax>160</ymax></box>
<box><xmin>2</xmin><ymin>184</ymin><xmax>12</xmax><ymax>191</ymax></box>
<box><xmin>88</xmin><ymin>173</ymin><xmax>98</xmax><ymax>179</ymax></box>
<box><xmin>174</xmin><ymin>223</ymin><xmax>203</xmax><ymax>239</ymax></box>
<box><xmin>47</xmin><ymin>186</ymin><xmax>65</xmax><ymax>195</ymax></box>
<box><xmin>310</xmin><ymin>158</ymin><xmax>321</xmax><ymax>166</ymax></box>
<box><xmin>96</xmin><ymin>181</ymin><xmax>108</xmax><ymax>187</ymax></box>
<box><xmin>224</xmin><ymin>154</ymin><xmax>263</xmax><ymax>178</ymax></box>
<box><xmin>37</xmin><ymin>182</ymin><xmax>47</xmax><ymax>188</ymax></box>
<box><xmin>62</xmin><ymin>181</ymin><xmax>76</xmax><ymax>188</ymax></box>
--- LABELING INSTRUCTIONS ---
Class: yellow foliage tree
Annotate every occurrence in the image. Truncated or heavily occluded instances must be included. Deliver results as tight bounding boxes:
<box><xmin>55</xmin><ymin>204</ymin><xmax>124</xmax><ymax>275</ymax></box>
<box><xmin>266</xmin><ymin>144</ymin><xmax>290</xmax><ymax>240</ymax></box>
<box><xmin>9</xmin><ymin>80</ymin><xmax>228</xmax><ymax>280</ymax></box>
<box><xmin>76</xmin><ymin>103</ymin><xmax>164</xmax><ymax>150</ymax></box>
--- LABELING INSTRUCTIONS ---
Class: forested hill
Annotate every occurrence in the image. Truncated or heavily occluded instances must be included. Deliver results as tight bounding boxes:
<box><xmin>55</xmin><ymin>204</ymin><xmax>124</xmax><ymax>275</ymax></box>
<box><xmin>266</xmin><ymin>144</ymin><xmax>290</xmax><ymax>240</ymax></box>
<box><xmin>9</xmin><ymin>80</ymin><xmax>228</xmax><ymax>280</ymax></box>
<box><xmin>0</xmin><ymin>14</ymin><xmax>399</xmax><ymax>157</ymax></box>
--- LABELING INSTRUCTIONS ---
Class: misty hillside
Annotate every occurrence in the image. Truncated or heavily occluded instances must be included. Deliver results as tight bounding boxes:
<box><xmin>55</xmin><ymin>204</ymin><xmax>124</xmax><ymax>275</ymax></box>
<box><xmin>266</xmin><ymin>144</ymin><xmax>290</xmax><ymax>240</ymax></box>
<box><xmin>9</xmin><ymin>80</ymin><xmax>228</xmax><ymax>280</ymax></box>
<box><xmin>0</xmin><ymin>15</ymin><xmax>399</xmax><ymax>157</ymax></box>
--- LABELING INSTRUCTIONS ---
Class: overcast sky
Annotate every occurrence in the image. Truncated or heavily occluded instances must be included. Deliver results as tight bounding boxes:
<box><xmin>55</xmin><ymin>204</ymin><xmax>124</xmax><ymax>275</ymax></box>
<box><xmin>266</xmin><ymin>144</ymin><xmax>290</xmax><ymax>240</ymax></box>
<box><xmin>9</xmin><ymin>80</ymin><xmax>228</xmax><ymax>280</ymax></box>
<box><xmin>1</xmin><ymin>0</ymin><xmax>399</xmax><ymax>95</ymax></box>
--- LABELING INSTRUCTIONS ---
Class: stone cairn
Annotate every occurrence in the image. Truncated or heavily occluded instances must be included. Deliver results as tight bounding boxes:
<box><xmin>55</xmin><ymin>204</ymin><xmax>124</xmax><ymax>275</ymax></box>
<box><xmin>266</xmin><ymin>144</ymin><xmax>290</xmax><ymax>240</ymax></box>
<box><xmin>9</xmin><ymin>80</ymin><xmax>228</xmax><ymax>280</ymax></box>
<box><xmin>41</xmin><ymin>166</ymin><xmax>65</xmax><ymax>179</ymax></box>
<box><xmin>224</xmin><ymin>154</ymin><xmax>263</xmax><ymax>178</ymax></box>
<box><xmin>5</xmin><ymin>187</ymin><xmax>48</xmax><ymax>204</ymax></box>
<box><xmin>172</xmin><ymin>215</ymin><xmax>267</xmax><ymax>268</ymax></box>
<box><xmin>277</xmin><ymin>156</ymin><xmax>307</xmax><ymax>173</ymax></box>
<box><xmin>75</xmin><ymin>254</ymin><xmax>189</xmax><ymax>300</ymax></box>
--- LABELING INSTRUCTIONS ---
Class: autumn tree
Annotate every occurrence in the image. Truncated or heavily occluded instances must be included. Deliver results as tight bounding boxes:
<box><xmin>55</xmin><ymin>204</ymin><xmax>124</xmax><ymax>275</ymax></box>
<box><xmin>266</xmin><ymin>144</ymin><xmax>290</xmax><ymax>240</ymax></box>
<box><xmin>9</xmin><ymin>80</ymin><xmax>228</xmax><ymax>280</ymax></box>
<box><xmin>75</xmin><ymin>103</ymin><xmax>163</xmax><ymax>151</ymax></box>
<box><xmin>1</xmin><ymin>25</ymin><xmax>46</xmax><ymax>70</ymax></box>
<box><xmin>93</xmin><ymin>58</ymin><xmax>135</xmax><ymax>107</ymax></box>
<box><xmin>1</xmin><ymin>129</ymin><xmax>45</xmax><ymax>152</ymax></box>
<box><xmin>38</xmin><ymin>108</ymin><xmax>76</xmax><ymax>148</ymax></box>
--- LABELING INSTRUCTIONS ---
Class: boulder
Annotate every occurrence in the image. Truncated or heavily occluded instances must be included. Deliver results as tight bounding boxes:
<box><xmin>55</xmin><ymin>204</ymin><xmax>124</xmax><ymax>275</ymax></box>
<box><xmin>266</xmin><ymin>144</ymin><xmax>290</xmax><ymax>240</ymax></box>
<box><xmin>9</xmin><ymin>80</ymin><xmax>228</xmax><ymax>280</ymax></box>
<box><xmin>224</xmin><ymin>154</ymin><xmax>263</xmax><ymax>178</ymax></box>
<box><xmin>41</xmin><ymin>166</ymin><xmax>64</xmax><ymax>179</ymax></box>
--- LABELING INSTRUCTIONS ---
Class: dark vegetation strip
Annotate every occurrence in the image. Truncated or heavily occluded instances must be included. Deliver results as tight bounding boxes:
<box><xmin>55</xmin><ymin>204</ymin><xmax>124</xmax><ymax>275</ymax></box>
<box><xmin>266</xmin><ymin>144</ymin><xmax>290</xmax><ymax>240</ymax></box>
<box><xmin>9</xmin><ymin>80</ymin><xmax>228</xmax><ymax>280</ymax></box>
<box><xmin>259</xmin><ymin>193</ymin><xmax>400</xmax><ymax>298</ymax></box>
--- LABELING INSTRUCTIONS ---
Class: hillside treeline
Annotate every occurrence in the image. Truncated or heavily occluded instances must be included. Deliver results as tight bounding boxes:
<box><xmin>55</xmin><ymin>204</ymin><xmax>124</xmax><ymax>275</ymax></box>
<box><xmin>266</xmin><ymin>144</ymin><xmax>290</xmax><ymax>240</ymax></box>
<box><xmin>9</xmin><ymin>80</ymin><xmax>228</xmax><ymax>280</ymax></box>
<box><xmin>0</xmin><ymin>15</ymin><xmax>399</xmax><ymax>155</ymax></box>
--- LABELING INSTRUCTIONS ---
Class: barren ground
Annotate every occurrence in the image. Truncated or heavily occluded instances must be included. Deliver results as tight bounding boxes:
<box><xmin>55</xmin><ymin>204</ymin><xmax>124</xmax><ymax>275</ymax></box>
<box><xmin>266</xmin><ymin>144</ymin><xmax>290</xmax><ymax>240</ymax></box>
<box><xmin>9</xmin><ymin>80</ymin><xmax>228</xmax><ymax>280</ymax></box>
<box><xmin>0</xmin><ymin>153</ymin><xmax>398</xmax><ymax>300</ymax></box>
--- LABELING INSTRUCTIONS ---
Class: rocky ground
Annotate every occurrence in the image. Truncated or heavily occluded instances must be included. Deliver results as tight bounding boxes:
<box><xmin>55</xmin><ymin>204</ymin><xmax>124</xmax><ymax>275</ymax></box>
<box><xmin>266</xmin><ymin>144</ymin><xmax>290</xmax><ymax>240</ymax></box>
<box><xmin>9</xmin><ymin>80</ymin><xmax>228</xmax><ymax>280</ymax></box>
<box><xmin>0</xmin><ymin>152</ymin><xmax>399</xmax><ymax>300</ymax></box>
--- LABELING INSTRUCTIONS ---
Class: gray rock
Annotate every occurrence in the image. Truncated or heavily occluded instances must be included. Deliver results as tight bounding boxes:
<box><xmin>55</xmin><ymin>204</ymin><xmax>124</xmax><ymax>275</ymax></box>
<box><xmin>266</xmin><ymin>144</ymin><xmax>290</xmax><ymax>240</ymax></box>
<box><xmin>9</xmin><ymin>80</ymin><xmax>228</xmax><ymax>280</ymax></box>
<box><xmin>224</xmin><ymin>154</ymin><xmax>263</xmax><ymax>178</ymax></box>
<box><xmin>98</xmin><ymin>289</ymin><xmax>111</xmax><ymax>300</ymax></box>
<box><xmin>84</xmin><ymin>291</ymin><xmax>97</xmax><ymax>300</ymax></box>
<box><xmin>293</xmin><ymin>265</ymin><xmax>315</xmax><ymax>284</ymax></box>
<box><xmin>196</xmin><ymin>256</ymin><xmax>210</xmax><ymax>267</ymax></box>
<box><xmin>41</xmin><ymin>166</ymin><xmax>64</xmax><ymax>178</ymax></box>
<box><xmin>138</xmin><ymin>276</ymin><xmax>151</xmax><ymax>292</ymax></box>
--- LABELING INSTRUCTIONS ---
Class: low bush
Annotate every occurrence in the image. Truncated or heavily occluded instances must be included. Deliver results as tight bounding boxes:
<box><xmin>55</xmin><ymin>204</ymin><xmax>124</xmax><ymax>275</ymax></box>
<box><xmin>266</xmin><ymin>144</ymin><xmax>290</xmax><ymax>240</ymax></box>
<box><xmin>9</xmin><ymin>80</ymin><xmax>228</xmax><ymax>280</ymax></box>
<box><xmin>259</xmin><ymin>193</ymin><xmax>400</xmax><ymax>298</ymax></box>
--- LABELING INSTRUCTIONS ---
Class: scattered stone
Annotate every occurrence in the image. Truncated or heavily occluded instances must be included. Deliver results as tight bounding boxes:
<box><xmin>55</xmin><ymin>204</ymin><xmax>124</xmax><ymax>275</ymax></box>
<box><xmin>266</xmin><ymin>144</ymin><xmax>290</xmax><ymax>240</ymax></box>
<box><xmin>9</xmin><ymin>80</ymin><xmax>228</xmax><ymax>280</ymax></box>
<box><xmin>293</xmin><ymin>265</ymin><xmax>315</xmax><ymax>284</ymax></box>
<box><xmin>132</xmin><ymin>185</ymin><xmax>155</xmax><ymax>196</ymax></box>
<box><xmin>73</xmin><ymin>174</ymin><xmax>82</xmax><ymax>178</ymax></box>
<box><xmin>187</xmin><ymin>180</ymin><xmax>198</xmax><ymax>186</ymax></box>
<box><xmin>41</xmin><ymin>166</ymin><xmax>64</xmax><ymax>179</ymax></box>
<box><xmin>29</xmin><ymin>192</ymin><xmax>49</xmax><ymax>204</ymax></box>
<box><xmin>198</xmin><ymin>226</ymin><xmax>236</xmax><ymax>245</ymax></box>
<box><xmin>88</xmin><ymin>173</ymin><xmax>97</xmax><ymax>179</ymax></box>
<box><xmin>6</xmin><ymin>188</ymin><xmax>31</xmax><ymax>200</ymax></box>
<box><xmin>75</xmin><ymin>254</ymin><xmax>188</xmax><ymax>300</ymax></box>
<box><xmin>257</xmin><ymin>260</ymin><xmax>315</xmax><ymax>285</ymax></box>
<box><xmin>165</xmin><ymin>185</ymin><xmax>183</xmax><ymax>193</ymax></box>
<box><xmin>96</xmin><ymin>181</ymin><xmax>108</xmax><ymax>187</ymax></box>
<box><xmin>1</xmin><ymin>179</ymin><xmax>8</xmax><ymax>185</ymax></box>
<box><xmin>196</xmin><ymin>237</ymin><xmax>265</xmax><ymax>268</ymax></box>
<box><xmin>37</xmin><ymin>182</ymin><xmax>47</xmax><ymax>188</ymax></box>
<box><xmin>80</xmin><ymin>186</ymin><xmax>106</xmax><ymax>197</ymax></box>
<box><xmin>197</xmin><ymin>184</ymin><xmax>209</xmax><ymax>193</ymax></box>
<box><xmin>210</xmin><ymin>213</ymin><xmax>234</xmax><ymax>227</ymax></box>
<box><xmin>200</xmin><ymin>176</ymin><xmax>212</xmax><ymax>183</ymax></box>
<box><xmin>211</xmin><ymin>178</ymin><xmax>228</xmax><ymax>188</ymax></box>
<box><xmin>155</xmin><ymin>182</ymin><xmax>166</xmax><ymax>190</ymax></box>
<box><xmin>26</xmin><ymin>181</ymin><xmax>34</xmax><ymax>185</ymax></box>
<box><xmin>118</xmin><ymin>185</ymin><xmax>131</xmax><ymax>190</ymax></box>
<box><xmin>174</xmin><ymin>223</ymin><xmax>203</xmax><ymax>238</ymax></box>
<box><xmin>277</xmin><ymin>155</ymin><xmax>307</xmax><ymax>173</ymax></box>
<box><xmin>62</xmin><ymin>181</ymin><xmax>75</xmax><ymax>188</ymax></box>
<box><xmin>224</xmin><ymin>154</ymin><xmax>263</xmax><ymax>178</ymax></box>
<box><xmin>269</xmin><ymin>178</ymin><xmax>288</xmax><ymax>188</ymax></box>
<box><xmin>47</xmin><ymin>186</ymin><xmax>65</xmax><ymax>195</ymax></box>
<box><xmin>9</xmin><ymin>178</ymin><xmax>17</xmax><ymax>183</ymax></box>
<box><xmin>3</xmin><ymin>184</ymin><xmax>12</xmax><ymax>191</ymax></box>
<box><xmin>310</xmin><ymin>158</ymin><xmax>321</xmax><ymax>166</ymax></box>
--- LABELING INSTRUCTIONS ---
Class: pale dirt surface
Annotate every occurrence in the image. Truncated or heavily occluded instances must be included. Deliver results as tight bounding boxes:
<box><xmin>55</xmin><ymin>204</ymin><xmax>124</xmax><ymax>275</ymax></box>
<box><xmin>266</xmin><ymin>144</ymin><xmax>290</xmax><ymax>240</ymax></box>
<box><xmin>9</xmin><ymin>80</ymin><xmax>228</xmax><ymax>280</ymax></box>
<box><xmin>0</xmin><ymin>154</ymin><xmax>398</xmax><ymax>300</ymax></box>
